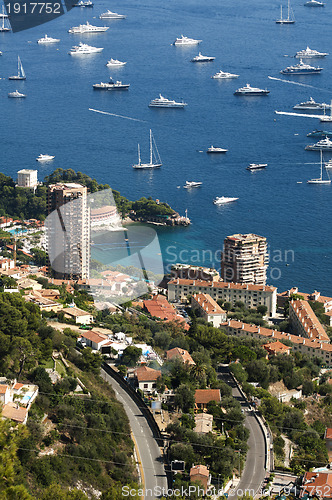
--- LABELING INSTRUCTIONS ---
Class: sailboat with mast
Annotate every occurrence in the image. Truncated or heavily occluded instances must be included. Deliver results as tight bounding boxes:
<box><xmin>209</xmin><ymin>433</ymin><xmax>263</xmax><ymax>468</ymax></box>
<box><xmin>276</xmin><ymin>0</ymin><xmax>295</xmax><ymax>24</ymax></box>
<box><xmin>8</xmin><ymin>56</ymin><xmax>26</xmax><ymax>80</ymax></box>
<box><xmin>132</xmin><ymin>130</ymin><xmax>162</xmax><ymax>169</ymax></box>
<box><xmin>0</xmin><ymin>7</ymin><xmax>10</xmax><ymax>31</ymax></box>
<box><xmin>307</xmin><ymin>150</ymin><xmax>331</xmax><ymax>184</ymax></box>
<box><xmin>320</xmin><ymin>101</ymin><xmax>332</xmax><ymax>122</ymax></box>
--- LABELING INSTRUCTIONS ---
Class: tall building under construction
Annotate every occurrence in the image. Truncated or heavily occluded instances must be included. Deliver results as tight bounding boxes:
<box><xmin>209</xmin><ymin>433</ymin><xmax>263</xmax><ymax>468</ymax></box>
<box><xmin>221</xmin><ymin>233</ymin><xmax>268</xmax><ymax>285</ymax></box>
<box><xmin>46</xmin><ymin>183</ymin><xmax>90</xmax><ymax>280</ymax></box>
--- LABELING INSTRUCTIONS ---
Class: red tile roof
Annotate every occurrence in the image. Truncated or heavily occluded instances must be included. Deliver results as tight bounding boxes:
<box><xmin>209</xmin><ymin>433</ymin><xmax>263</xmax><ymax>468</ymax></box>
<box><xmin>192</xmin><ymin>293</ymin><xmax>225</xmax><ymax>315</ymax></box>
<box><xmin>169</xmin><ymin>278</ymin><xmax>276</xmax><ymax>292</ymax></box>
<box><xmin>0</xmin><ymin>385</ymin><xmax>9</xmax><ymax>394</ymax></box>
<box><xmin>195</xmin><ymin>389</ymin><xmax>221</xmax><ymax>405</ymax></box>
<box><xmin>263</xmin><ymin>341</ymin><xmax>291</xmax><ymax>355</ymax></box>
<box><xmin>2</xmin><ymin>402</ymin><xmax>28</xmax><ymax>424</ymax></box>
<box><xmin>300</xmin><ymin>472</ymin><xmax>332</xmax><ymax>498</ymax></box>
<box><xmin>143</xmin><ymin>295</ymin><xmax>189</xmax><ymax>330</ymax></box>
<box><xmin>290</xmin><ymin>300</ymin><xmax>329</xmax><ymax>343</ymax></box>
<box><xmin>135</xmin><ymin>366</ymin><xmax>161</xmax><ymax>382</ymax></box>
<box><xmin>221</xmin><ymin>320</ymin><xmax>332</xmax><ymax>353</ymax></box>
<box><xmin>166</xmin><ymin>347</ymin><xmax>195</xmax><ymax>365</ymax></box>
<box><xmin>79</xmin><ymin>331</ymin><xmax>107</xmax><ymax>344</ymax></box>
<box><xmin>190</xmin><ymin>464</ymin><xmax>209</xmax><ymax>478</ymax></box>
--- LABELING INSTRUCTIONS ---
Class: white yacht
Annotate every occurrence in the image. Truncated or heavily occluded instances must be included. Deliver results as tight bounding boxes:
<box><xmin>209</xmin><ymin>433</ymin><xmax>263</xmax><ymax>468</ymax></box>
<box><xmin>133</xmin><ymin>130</ymin><xmax>162</xmax><ymax>169</ymax></box>
<box><xmin>106</xmin><ymin>58</ymin><xmax>126</xmax><ymax>67</ymax></box>
<box><xmin>72</xmin><ymin>0</ymin><xmax>93</xmax><ymax>7</ymax></box>
<box><xmin>173</xmin><ymin>35</ymin><xmax>202</xmax><ymax>46</ymax></box>
<box><xmin>325</xmin><ymin>159</ymin><xmax>332</xmax><ymax>168</ymax></box>
<box><xmin>191</xmin><ymin>52</ymin><xmax>215</xmax><ymax>62</ymax></box>
<box><xmin>148</xmin><ymin>94</ymin><xmax>187</xmax><ymax>108</ymax></box>
<box><xmin>247</xmin><ymin>163</ymin><xmax>267</xmax><ymax>171</ymax></box>
<box><xmin>305</xmin><ymin>0</ymin><xmax>324</xmax><ymax>6</ymax></box>
<box><xmin>36</xmin><ymin>154</ymin><xmax>55</xmax><ymax>161</ymax></box>
<box><xmin>8</xmin><ymin>90</ymin><xmax>26</xmax><ymax>98</ymax></box>
<box><xmin>213</xmin><ymin>196</ymin><xmax>239</xmax><ymax>205</ymax></box>
<box><xmin>234</xmin><ymin>83</ymin><xmax>269</xmax><ymax>95</ymax></box>
<box><xmin>280</xmin><ymin>59</ymin><xmax>323</xmax><ymax>74</ymax></box>
<box><xmin>305</xmin><ymin>137</ymin><xmax>332</xmax><ymax>150</ymax></box>
<box><xmin>184</xmin><ymin>181</ymin><xmax>202</xmax><ymax>188</ymax></box>
<box><xmin>69</xmin><ymin>42</ymin><xmax>103</xmax><ymax>55</ymax></box>
<box><xmin>99</xmin><ymin>10</ymin><xmax>126</xmax><ymax>19</ymax></box>
<box><xmin>307</xmin><ymin>151</ymin><xmax>330</xmax><ymax>184</ymax></box>
<box><xmin>93</xmin><ymin>77</ymin><xmax>129</xmax><ymax>90</ymax></box>
<box><xmin>293</xmin><ymin>97</ymin><xmax>331</xmax><ymax>110</ymax></box>
<box><xmin>68</xmin><ymin>22</ymin><xmax>109</xmax><ymax>33</ymax></box>
<box><xmin>37</xmin><ymin>34</ymin><xmax>60</xmax><ymax>44</ymax></box>
<box><xmin>207</xmin><ymin>146</ymin><xmax>228</xmax><ymax>153</ymax></box>
<box><xmin>295</xmin><ymin>46</ymin><xmax>328</xmax><ymax>58</ymax></box>
<box><xmin>212</xmin><ymin>70</ymin><xmax>239</xmax><ymax>79</ymax></box>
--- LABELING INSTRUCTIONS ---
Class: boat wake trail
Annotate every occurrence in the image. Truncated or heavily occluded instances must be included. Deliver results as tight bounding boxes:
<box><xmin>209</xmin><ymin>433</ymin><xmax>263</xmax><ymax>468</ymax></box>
<box><xmin>268</xmin><ymin>76</ymin><xmax>332</xmax><ymax>94</ymax></box>
<box><xmin>89</xmin><ymin>108</ymin><xmax>146</xmax><ymax>122</ymax></box>
<box><xmin>275</xmin><ymin>111</ymin><xmax>320</xmax><ymax>118</ymax></box>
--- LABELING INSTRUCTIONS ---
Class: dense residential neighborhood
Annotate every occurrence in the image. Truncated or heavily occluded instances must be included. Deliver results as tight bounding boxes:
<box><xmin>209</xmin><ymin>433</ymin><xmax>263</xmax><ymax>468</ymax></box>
<box><xmin>0</xmin><ymin>169</ymin><xmax>331</xmax><ymax>499</ymax></box>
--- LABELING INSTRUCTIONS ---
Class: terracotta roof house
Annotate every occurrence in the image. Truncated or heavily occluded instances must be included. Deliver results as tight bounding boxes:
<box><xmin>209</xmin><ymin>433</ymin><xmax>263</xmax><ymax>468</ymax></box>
<box><xmin>63</xmin><ymin>307</ymin><xmax>93</xmax><ymax>325</ymax></box>
<box><xmin>191</xmin><ymin>293</ymin><xmax>227</xmax><ymax>327</ymax></box>
<box><xmin>189</xmin><ymin>464</ymin><xmax>211</xmax><ymax>493</ymax></box>
<box><xmin>195</xmin><ymin>389</ymin><xmax>221</xmax><ymax>410</ymax></box>
<box><xmin>79</xmin><ymin>331</ymin><xmax>109</xmax><ymax>351</ymax></box>
<box><xmin>143</xmin><ymin>295</ymin><xmax>190</xmax><ymax>330</ymax></box>
<box><xmin>166</xmin><ymin>347</ymin><xmax>195</xmax><ymax>365</ymax></box>
<box><xmin>2</xmin><ymin>402</ymin><xmax>28</xmax><ymax>425</ymax></box>
<box><xmin>263</xmin><ymin>341</ymin><xmax>291</xmax><ymax>356</ymax></box>
<box><xmin>300</xmin><ymin>471</ymin><xmax>332</xmax><ymax>499</ymax></box>
<box><xmin>135</xmin><ymin>366</ymin><xmax>161</xmax><ymax>393</ymax></box>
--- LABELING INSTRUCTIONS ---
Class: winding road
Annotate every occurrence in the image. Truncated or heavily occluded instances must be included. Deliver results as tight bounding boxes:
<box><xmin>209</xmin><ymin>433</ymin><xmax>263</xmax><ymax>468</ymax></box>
<box><xmin>101</xmin><ymin>368</ymin><xmax>168</xmax><ymax>499</ymax></box>
<box><xmin>218</xmin><ymin>365</ymin><xmax>267</xmax><ymax>498</ymax></box>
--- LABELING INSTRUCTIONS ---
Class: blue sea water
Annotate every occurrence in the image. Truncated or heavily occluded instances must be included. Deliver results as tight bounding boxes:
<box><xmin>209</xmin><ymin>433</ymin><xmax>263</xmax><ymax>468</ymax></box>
<box><xmin>1</xmin><ymin>0</ymin><xmax>332</xmax><ymax>294</ymax></box>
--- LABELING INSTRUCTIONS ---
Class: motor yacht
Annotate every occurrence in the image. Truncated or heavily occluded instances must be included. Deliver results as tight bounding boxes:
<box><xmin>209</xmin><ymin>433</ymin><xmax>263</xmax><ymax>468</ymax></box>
<box><xmin>184</xmin><ymin>181</ymin><xmax>202</xmax><ymax>188</ymax></box>
<box><xmin>93</xmin><ymin>77</ymin><xmax>129</xmax><ymax>89</ymax></box>
<box><xmin>99</xmin><ymin>10</ymin><xmax>126</xmax><ymax>19</ymax></box>
<box><xmin>148</xmin><ymin>94</ymin><xmax>187</xmax><ymax>108</ymax></box>
<box><xmin>247</xmin><ymin>163</ymin><xmax>267</xmax><ymax>171</ymax></box>
<box><xmin>295</xmin><ymin>46</ymin><xmax>328</xmax><ymax>58</ymax></box>
<box><xmin>305</xmin><ymin>137</ymin><xmax>332</xmax><ymax>150</ymax></box>
<box><xmin>191</xmin><ymin>52</ymin><xmax>215</xmax><ymax>62</ymax></box>
<box><xmin>212</xmin><ymin>70</ymin><xmax>239</xmax><ymax>79</ymax></box>
<box><xmin>280</xmin><ymin>59</ymin><xmax>322</xmax><ymax>74</ymax></box>
<box><xmin>293</xmin><ymin>97</ymin><xmax>330</xmax><ymax>110</ymax></box>
<box><xmin>36</xmin><ymin>154</ymin><xmax>55</xmax><ymax>161</ymax></box>
<box><xmin>207</xmin><ymin>146</ymin><xmax>228</xmax><ymax>153</ymax></box>
<box><xmin>234</xmin><ymin>83</ymin><xmax>269</xmax><ymax>95</ymax></box>
<box><xmin>173</xmin><ymin>35</ymin><xmax>202</xmax><ymax>46</ymax></box>
<box><xmin>68</xmin><ymin>22</ymin><xmax>109</xmax><ymax>33</ymax></box>
<box><xmin>37</xmin><ymin>34</ymin><xmax>60</xmax><ymax>44</ymax></box>
<box><xmin>213</xmin><ymin>197</ymin><xmax>239</xmax><ymax>205</ymax></box>
<box><xmin>106</xmin><ymin>58</ymin><xmax>126</xmax><ymax>67</ymax></box>
<box><xmin>69</xmin><ymin>42</ymin><xmax>103</xmax><ymax>55</ymax></box>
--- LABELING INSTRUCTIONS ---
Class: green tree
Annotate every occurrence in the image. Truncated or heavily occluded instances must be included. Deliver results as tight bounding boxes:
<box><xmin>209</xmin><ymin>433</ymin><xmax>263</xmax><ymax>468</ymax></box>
<box><xmin>174</xmin><ymin>384</ymin><xmax>195</xmax><ymax>412</ymax></box>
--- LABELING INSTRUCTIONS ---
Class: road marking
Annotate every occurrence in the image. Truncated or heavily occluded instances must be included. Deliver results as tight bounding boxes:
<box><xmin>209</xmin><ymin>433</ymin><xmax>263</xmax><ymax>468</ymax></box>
<box><xmin>131</xmin><ymin>432</ymin><xmax>145</xmax><ymax>500</ymax></box>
